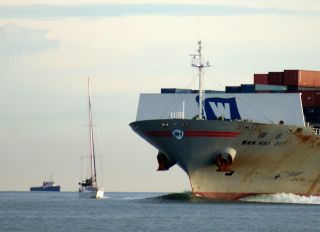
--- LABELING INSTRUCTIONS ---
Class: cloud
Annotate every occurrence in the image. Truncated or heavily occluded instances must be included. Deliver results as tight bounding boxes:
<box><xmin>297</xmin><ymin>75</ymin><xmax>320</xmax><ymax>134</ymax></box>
<box><xmin>0</xmin><ymin>4</ymin><xmax>318</xmax><ymax>19</ymax></box>
<box><xmin>0</xmin><ymin>24</ymin><xmax>60</xmax><ymax>55</ymax></box>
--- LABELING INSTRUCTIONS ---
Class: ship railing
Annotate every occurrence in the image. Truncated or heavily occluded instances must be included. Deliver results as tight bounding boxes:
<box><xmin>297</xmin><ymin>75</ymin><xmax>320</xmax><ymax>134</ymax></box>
<box><xmin>312</xmin><ymin>128</ymin><xmax>320</xmax><ymax>135</ymax></box>
<box><xmin>170</xmin><ymin>112</ymin><xmax>185</xmax><ymax>119</ymax></box>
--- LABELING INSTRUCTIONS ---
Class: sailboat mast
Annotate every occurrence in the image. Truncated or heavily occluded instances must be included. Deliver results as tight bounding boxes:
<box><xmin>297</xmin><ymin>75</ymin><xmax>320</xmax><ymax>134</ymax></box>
<box><xmin>87</xmin><ymin>77</ymin><xmax>97</xmax><ymax>184</ymax></box>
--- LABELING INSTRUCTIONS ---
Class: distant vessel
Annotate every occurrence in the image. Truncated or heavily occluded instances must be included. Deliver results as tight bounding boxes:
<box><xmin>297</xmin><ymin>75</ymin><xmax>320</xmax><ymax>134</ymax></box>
<box><xmin>130</xmin><ymin>41</ymin><xmax>320</xmax><ymax>200</ymax></box>
<box><xmin>78</xmin><ymin>78</ymin><xmax>104</xmax><ymax>199</ymax></box>
<box><xmin>30</xmin><ymin>180</ymin><xmax>61</xmax><ymax>192</ymax></box>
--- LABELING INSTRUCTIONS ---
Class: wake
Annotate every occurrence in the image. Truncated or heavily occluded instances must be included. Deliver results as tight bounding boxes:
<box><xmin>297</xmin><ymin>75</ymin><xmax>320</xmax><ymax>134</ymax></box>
<box><xmin>144</xmin><ymin>192</ymin><xmax>214</xmax><ymax>203</ymax></box>
<box><xmin>150</xmin><ymin>192</ymin><xmax>320</xmax><ymax>204</ymax></box>
<box><xmin>240</xmin><ymin>193</ymin><xmax>320</xmax><ymax>204</ymax></box>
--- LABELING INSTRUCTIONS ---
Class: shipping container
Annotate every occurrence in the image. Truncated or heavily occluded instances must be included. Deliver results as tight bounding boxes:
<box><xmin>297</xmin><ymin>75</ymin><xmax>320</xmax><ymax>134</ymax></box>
<box><xmin>268</xmin><ymin>72</ymin><xmax>284</xmax><ymax>85</ymax></box>
<box><xmin>303</xmin><ymin>107</ymin><xmax>320</xmax><ymax>124</ymax></box>
<box><xmin>225</xmin><ymin>86</ymin><xmax>241</xmax><ymax>93</ymax></box>
<box><xmin>161</xmin><ymin>88</ymin><xmax>192</xmax><ymax>94</ymax></box>
<box><xmin>284</xmin><ymin>70</ymin><xmax>320</xmax><ymax>87</ymax></box>
<box><xmin>255</xmin><ymin>90</ymin><xmax>272</xmax><ymax>93</ymax></box>
<box><xmin>300</xmin><ymin>90</ymin><xmax>320</xmax><ymax>107</ymax></box>
<box><xmin>205</xmin><ymin>90</ymin><xmax>224</xmax><ymax>93</ymax></box>
<box><xmin>287</xmin><ymin>85</ymin><xmax>320</xmax><ymax>91</ymax></box>
<box><xmin>241</xmin><ymin>84</ymin><xmax>255</xmax><ymax>93</ymax></box>
<box><xmin>192</xmin><ymin>90</ymin><xmax>224</xmax><ymax>93</ymax></box>
<box><xmin>284</xmin><ymin>70</ymin><xmax>299</xmax><ymax>86</ymax></box>
<box><xmin>255</xmin><ymin>84</ymin><xmax>287</xmax><ymax>92</ymax></box>
<box><xmin>161</xmin><ymin>88</ymin><xmax>175</xmax><ymax>93</ymax></box>
<box><xmin>301</xmin><ymin>91</ymin><xmax>315</xmax><ymax>107</ymax></box>
<box><xmin>254</xmin><ymin>74</ymin><xmax>268</xmax><ymax>85</ymax></box>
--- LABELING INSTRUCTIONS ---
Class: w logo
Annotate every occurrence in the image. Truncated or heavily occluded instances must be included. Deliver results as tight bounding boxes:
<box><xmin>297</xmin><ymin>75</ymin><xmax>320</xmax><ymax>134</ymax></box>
<box><xmin>196</xmin><ymin>96</ymin><xmax>241</xmax><ymax>120</ymax></box>
<box><xmin>172</xmin><ymin>129</ymin><xmax>184</xmax><ymax>141</ymax></box>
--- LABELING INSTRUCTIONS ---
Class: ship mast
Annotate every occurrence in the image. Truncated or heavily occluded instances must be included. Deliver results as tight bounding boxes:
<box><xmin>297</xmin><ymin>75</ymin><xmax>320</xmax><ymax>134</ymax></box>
<box><xmin>191</xmin><ymin>40</ymin><xmax>210</xmax><ymax>119</ymax></box>
<box><xmin>87</xmin><ymin>77</ymin><xmax>97</xmax><ymax>186</ymax></box>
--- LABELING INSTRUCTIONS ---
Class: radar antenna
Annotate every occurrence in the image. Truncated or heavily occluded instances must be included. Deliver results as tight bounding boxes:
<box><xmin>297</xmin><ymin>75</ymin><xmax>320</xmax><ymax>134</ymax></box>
<box><xmin>191</xmin><ymin>40</ymin><xmax>210</xmax><ymax>119</ymax></box>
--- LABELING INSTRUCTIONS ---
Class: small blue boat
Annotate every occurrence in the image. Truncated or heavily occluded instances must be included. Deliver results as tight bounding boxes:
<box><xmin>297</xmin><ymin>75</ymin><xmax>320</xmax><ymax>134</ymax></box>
<box><xmin>30</xmin><ymin>181</ymin><xmax>61</xmax><ymax>192</ymax></box>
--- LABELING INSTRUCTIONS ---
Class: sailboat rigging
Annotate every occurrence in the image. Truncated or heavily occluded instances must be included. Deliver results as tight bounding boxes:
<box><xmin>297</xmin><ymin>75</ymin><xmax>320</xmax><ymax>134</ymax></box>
<box><xmin>78</xmin><ymin>77</ymin><xmax>104</xmax><ymax>199</ymax></box>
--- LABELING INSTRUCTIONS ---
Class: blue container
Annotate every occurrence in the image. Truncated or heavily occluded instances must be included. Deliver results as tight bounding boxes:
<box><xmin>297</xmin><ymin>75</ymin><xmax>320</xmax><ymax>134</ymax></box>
<box><xmin>225</xmin><ymin>86</ymin><xmax>241</xmax><ymax>93</ymax></box>
<box><xmin>255</xmin><ymin>84</ymin><xmax>287</xmax><ymax>92</ymax></box>
<box><xmin>161</xmin><ymin>88</ymin><xmax>192</xmax><ymax>94</ymax></box>
<box><xmin>241</xmin><ymin>84</ymin><xmax>255</xmax><ymax>93</ymax></box>
<box><xmin>161</xmin><ymin>88</ymin><xmax>175</xmax><ymax>93</ymax></box>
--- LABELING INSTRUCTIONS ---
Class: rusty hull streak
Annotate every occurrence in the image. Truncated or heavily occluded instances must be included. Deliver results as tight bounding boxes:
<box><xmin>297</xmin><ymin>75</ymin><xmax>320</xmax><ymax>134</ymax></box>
<box><xmin>294</xmin><ymin>130</ymin><xmax>320</xmax><ymax>145</ymax></box>
<box><xmin>298</xmin><ymin>135</ymin><xmax>312</xmax><ymax>142</ymax></box>
<box><xmin>307</xmin><ymin>173</ymin><xmax>320</xmax><ymax>194</ymax></box>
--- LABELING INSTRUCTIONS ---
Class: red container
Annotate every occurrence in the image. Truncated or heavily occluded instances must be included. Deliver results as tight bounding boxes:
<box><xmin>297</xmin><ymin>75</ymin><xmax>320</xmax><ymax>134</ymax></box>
<box><xmin>254</xmin><ymin>74</ymin><xmax>268</xmax><ymax>85</ymax></box>
<box><xmin>268</xmin><ymin>72</ymin><xmax>284</xmax><ymax>85</ymax></box>
<box><xmin>284</xmin><ymin>70</ymin><xmax>299</xmax><ymax>86</ymax></box>
<box><xmin>314</xmin><ymin>91</ymin><xmax>320</xmax><ymax>106</ymax></box>
<box><xmin>284</xmin><ymin>70</ymin><xmax>320</xmax><ymax>87</ymax></box>
<box><xmin>300</xmin><ymin>90</ymin><xmax>320</xmax><ymax>107</ymax></box>
<box><xmin>301</xmin><ymin>91</ymin><xmax>315</xmax><ymax>107</ymax></box>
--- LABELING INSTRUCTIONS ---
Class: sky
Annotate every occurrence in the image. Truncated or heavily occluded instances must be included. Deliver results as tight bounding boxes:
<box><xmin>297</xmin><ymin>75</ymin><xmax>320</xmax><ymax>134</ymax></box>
<box><xmin>1</xmin><ymin>0</ymin><xmax>320</xmax><ymax>192</ymax></box>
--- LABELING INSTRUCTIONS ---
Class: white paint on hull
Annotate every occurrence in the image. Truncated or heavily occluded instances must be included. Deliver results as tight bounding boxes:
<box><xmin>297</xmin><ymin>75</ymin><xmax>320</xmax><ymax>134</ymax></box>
<box><xmin>79</xmin><ymin>187</ymin><xmax>104</xmax><ymax>199</ymax></box>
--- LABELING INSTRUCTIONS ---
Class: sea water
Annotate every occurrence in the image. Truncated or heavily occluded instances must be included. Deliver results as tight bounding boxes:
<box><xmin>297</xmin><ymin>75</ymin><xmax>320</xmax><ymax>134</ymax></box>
<box><xmin>0</xmin><ymin>192</ymin><xmax>320</xmax><ymax>232</ymax></box>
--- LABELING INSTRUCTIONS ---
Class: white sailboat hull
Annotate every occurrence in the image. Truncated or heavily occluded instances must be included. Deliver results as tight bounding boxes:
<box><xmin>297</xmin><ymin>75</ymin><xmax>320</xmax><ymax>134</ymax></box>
<box><xmin>79</xmin><ymin>187</ymin><xmax>104</xmax><ymax>199</ymax></box>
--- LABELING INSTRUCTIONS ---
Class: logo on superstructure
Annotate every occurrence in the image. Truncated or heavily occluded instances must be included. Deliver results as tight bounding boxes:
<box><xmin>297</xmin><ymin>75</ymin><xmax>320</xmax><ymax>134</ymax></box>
<box><xmin>172</xmin><ymin>129</ymin><xmax>184</xmax><ymax>141</ymax></box>
<box><xmin>196</xmin><ymin>96</ymin><xmax>241</xmax><ymax>120</ymax></box>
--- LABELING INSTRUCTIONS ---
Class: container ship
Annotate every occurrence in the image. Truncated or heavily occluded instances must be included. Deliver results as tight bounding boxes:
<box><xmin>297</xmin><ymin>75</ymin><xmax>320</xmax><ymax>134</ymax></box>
<box><xmin>130</xmin><ymin>41</ymin><xmax>320</xmax><ymax>200</ymax></box>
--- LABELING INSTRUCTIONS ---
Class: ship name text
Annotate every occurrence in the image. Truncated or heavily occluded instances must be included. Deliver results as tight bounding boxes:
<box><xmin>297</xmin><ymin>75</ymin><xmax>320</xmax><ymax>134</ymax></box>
<box><xmin>241</xmin><ymin>140</ymin><xmax>287</xmax><ymax>146</ymax></box>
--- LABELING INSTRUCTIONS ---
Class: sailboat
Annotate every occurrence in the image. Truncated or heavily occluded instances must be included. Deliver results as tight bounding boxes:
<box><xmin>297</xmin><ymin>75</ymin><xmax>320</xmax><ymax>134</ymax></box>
<box><xmin>78</xmin><ymin>78</ymin><xmax>104</xmax><ymax>199</ymax></box>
